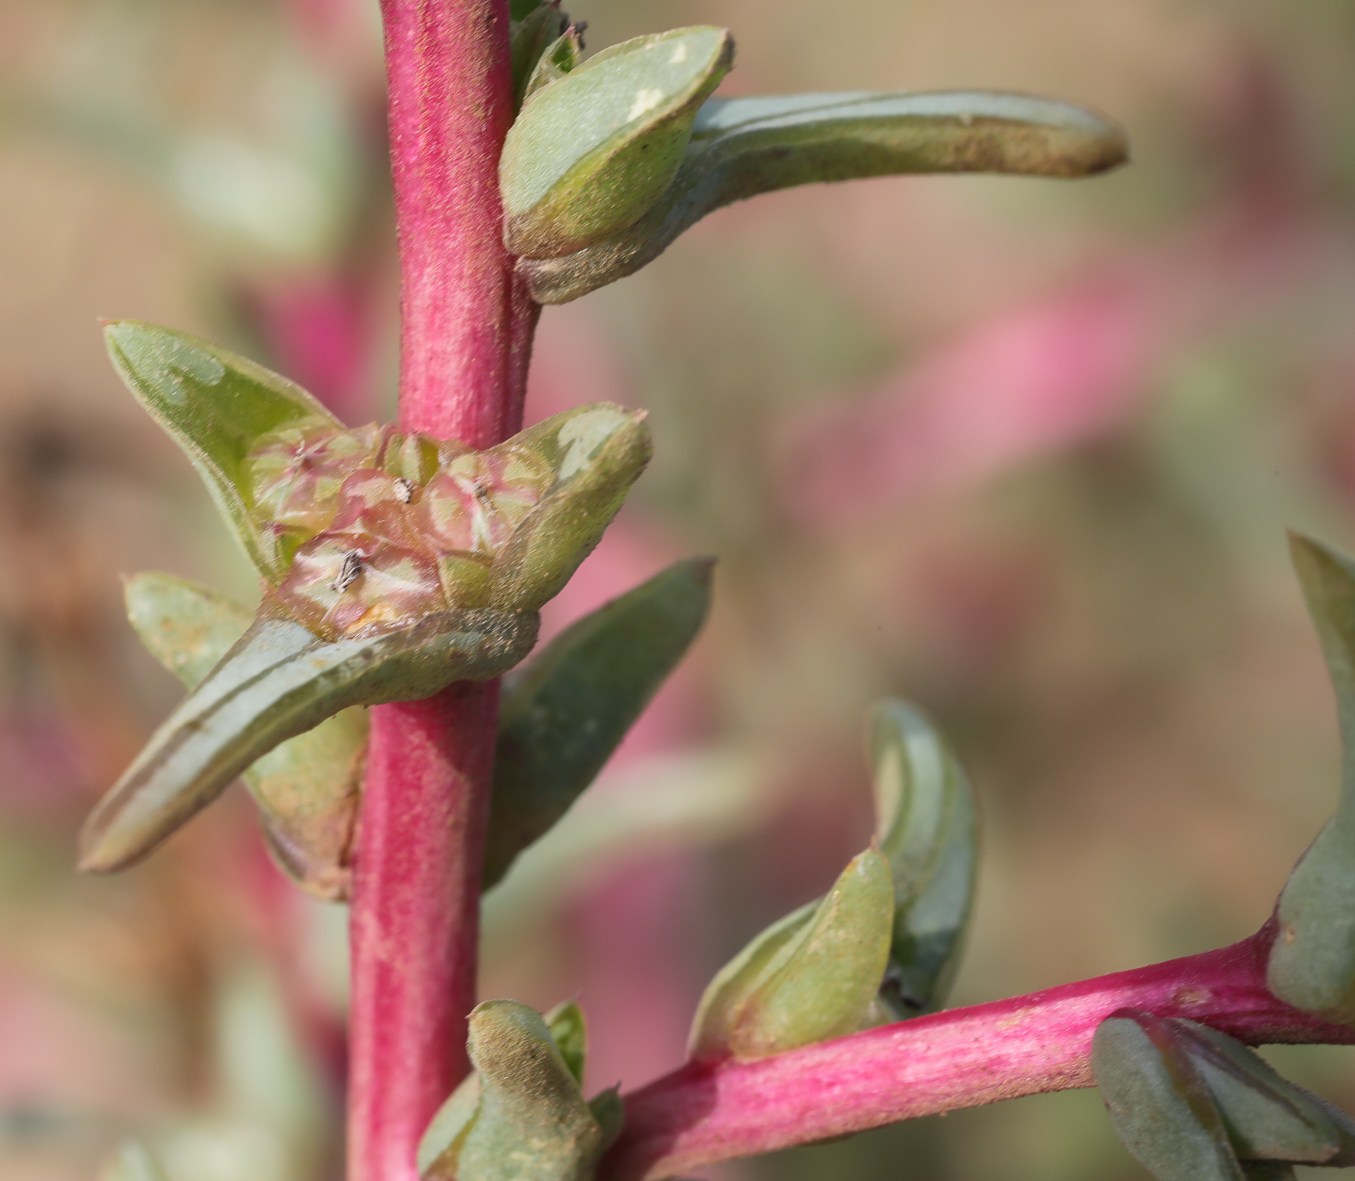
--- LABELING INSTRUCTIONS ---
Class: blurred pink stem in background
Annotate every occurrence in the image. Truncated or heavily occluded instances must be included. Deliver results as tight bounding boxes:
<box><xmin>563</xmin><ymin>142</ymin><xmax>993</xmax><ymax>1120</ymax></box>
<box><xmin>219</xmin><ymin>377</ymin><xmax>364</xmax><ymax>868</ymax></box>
<box><xmin>348</xmin><ymin>2</ymin><xmax>536</xmax><ymax>1180</ymax></box>
<box><xmin>600</xmin><ymin>922</ymin><xmax>1355</xmax><ymax>1180</ymax></box>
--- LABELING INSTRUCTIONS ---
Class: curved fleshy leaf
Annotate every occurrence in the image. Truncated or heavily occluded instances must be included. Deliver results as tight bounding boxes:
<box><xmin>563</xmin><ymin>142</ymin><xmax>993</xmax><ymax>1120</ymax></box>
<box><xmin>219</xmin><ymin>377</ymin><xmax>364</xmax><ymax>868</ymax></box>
<box><xmin>501</xmin><ymin>27</ymin><xmax>734</xmax><ymax>258</ymax></box>
<box><xmin>868</xmin><ymin>700</ymin><xmax>978</xmax><ymax>1017</ymax></box>
<box><xmin>545</xmin><ymin>999</ymin><xmax>588</xmax><ymax>1086</ymax></box>
<box><xmin>80</xmin><ymin>605</ymin><xmax>537</xmax><ymax>873</ymax></box>
<box><xmin>420</xmin><ymin>1000</ymin><xmax>607</xmax><ymax>1181</ymax></box>
<box><xmin>485</xmin><ymin>556</ymin><xmax>713</xmax><ymax>887</ymax></box>
<box><xmin>523</xmin><ymin>25</ymin><xmax>586</xmax><ymax>106</ymax></box>
<box><xmin>511</xmin><ymin>2</ymin><xmax>570</xmax><ymax>112</ymax></box>
<box><xmin>1093</xmin><ymin>1010</ymin><xmax>1245</xmax><ymax>1181</ymax></box>
<box><xmin>1269</xmin><ymin>535</ymin><xmax>1355</xmax><ymax>1019</ymax></box>
<box><xmin>688</xmin><ymin>900</ymin><xmax>817</xmax><ymax>1061</ymax></box>
<box><xmin>489</xmin><ymin>406</ymin><xmax>652</xmax><ymax>611</ymax></box>
<box><xmin>104</xmin><ymin>321</ymin><xmax>341</xmax><ymax>581</ymax></box>
<box><xmin>521</xmin><ymin>89</ymin><xmax>1127</xmax><ymax>303</ymax></box>
<box><xmin>1171</xmin><ymin>1019</ymin><xmax>1355</xmax><ymax>1166</ymax></box>
<box><xmin>690</xmin><ymin>848</ymin><xmax>894</xmax><ymax>1061</ymax></box>
<box><xmin>124</xmin><ymin>571</ymin><xmax>365</xmax><ymax>899</ymax></box>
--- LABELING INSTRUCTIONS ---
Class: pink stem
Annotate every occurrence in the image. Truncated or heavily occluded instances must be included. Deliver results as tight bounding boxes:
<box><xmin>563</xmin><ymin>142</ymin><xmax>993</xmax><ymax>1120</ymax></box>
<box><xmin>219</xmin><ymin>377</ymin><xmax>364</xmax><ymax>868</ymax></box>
<box><xmin>380</xmin><ymin>0</ymin><xmax>531</xmax><ymax>446</ymax></box>
<box><xmin>349</xmin><ymin>3</ymin><xmax>538</xmax><ymax>1180</ymax></box>
<box><xmin>349</xmin><ymin>687</ymin><xmax>501</xmax><ymax>1181</ymax></box>
<box><xmin>601</xmin><ymin>924</ymin><xmax>1355</xmax><ymax>1181</ymax></box>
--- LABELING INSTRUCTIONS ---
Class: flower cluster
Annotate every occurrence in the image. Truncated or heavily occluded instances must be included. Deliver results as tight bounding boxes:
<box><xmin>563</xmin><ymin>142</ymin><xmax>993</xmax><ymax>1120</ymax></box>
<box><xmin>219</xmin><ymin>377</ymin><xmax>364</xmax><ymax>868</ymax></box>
<box><xmin>245</xmin><ymin>421</ymin><xmax>555</xmax><ymax>639</ymax></box>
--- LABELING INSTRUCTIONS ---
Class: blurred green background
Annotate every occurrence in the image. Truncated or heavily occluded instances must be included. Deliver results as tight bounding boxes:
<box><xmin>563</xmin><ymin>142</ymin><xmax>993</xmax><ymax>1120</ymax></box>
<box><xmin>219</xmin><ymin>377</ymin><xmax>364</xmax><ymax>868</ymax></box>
<box><xmin>4</xmin><ymin>0</ymin><xmax>1355</xmax><ymax>1178</ymax></box>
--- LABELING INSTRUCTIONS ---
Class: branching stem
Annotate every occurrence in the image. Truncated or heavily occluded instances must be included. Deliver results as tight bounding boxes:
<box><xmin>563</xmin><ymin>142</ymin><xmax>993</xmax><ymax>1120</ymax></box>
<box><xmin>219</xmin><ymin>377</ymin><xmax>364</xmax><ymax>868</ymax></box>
<box><xmin>600</xmin><ymin>921</ymin><xmax>1355</xmax><ymax>1180</ymax></box>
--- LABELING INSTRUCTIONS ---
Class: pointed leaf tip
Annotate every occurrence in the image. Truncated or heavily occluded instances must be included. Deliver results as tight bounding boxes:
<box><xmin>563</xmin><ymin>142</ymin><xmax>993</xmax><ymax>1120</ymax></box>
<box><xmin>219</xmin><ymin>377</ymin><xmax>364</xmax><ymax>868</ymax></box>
<box><xmin>421</xmin><ymin>999</ymin><xmax>607</xmax><ymax>1180</ymax></box>
<box><xmin>81</xmin><ymin>606</ymin><xmax>537</xmax><ymax>874</ymax></box>
<box><xmin>501</xmin><ymin>26</ymin><xmax>734</xmax><ymax>258</ymax></box>
<box><xmin>522</xmin><ymin>88</ymin><xmax>1127</xmax><ymax>303</ymax></box>
<box><xmin>691</xmin><ymin>846</ymin><xmax>894</xmax><ymax>1060</ymax></box>
<box><xmin>104</xmin><ymin>321</ymin><xmax>339</xmax><ymax>581</ymax></box>
<box><xmin>121</xmin><ymin>572</ymin><xmax>366</xmax><ymax>900</ymax></box>
<box><xmin>868</xmin><ymin>698</ymin><xmax>978</xmax><ymax>1017</ymax></box>
<box><xmin>1093</xmin><ymin>1011</ymin><xmax>1245</xmax><ymax>1181</ymax></box>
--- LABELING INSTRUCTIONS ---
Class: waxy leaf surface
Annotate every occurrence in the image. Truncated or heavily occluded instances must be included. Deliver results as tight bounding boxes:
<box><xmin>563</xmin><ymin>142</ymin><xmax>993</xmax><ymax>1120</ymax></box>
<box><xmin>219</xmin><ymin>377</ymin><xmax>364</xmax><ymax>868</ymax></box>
<box><xmin>1170</xmin><ymin>1019</ymin><xmax>1355</xmax><ymax>1166</ymax></box>
<box><xmin>511</xmin><ymin>2</ymin><xmax>570</xmax><ymax>112</ymax></box>
<box><xmin>1270</xmin><ymin>535</ymin><xmax>1355</xmax><ymax>1019</ymax></box>
<box><xmin>691</xmin><ymin>848</ymin><xmax>893</xmax><ymax>1060</ymax></box>
<box><xmin>1093</xmin><ymin>1010</ymin><xmax>1245</xmax><ymax>1181</ymax></box>
<box><xmin>420</xmin><ymin>1001</ymin><xmax>607</xmax><ymax>1181</ymax></box>
<box><xmin>545</xmin><ymin>999</ymin><xmax>588</xmax><ymax>1086</ymax></box>
<box><xmin>486</xmin><ymin>556</ymin><xmax>713</xmax><ymax>886</ymax></box>
<box><xmin>523</xmin><ymin>26</ymin><xmax>586</xmax><ymax>105</ymax></box>
<box><xmin>869</xmin><ymin>699</ymin><xmax>978</xmax><ymax>1017</ymax></box>
<box><xmin>105</xmin><ymin>321</ymin><xmax>340</xmax><ymax>581</ymax></box>
<box><xmin>489</xmin><ymin>406</ymin><xmax>651</xmax><ymax>612</ymax></box>
<box><xmin>124</xmin><ymin>572</ymin><xmax>366</xmax><ymax>899</ymax></box>
<box><xmin>501</xmin><ymin>27</ymin><xmax>733</xmax><ymax>258</ymax></box>
<box><xmin>523</xmin><ymin>89</ymin><xmax>1127</xmax><ymax>302</ymax></box>
<box><xmin>81</xmin><ymin>606</ymin><xmax>537</xmax><ymax>873</ymax></box>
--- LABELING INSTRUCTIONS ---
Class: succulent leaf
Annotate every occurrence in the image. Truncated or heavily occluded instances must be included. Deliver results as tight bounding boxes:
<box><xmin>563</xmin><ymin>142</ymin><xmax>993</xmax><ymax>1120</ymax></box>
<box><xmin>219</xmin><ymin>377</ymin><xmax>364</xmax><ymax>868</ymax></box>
<box><xmin>489</xmin><ymin>405</ymin><xmax>652</xmax><ymax>612</ymax></box>
<box><xmin>124</xmin><ymin>571</ymin><xmax>366</xmax><ymax>900</ymax></box>
<box><xmin>1269</xmin><ymin>535</ymin><xmax>1355</xmax><ymax>1020</ymax></box>
<box><xmin>511</xmin><ymin>2</ymin><xmax>570</xmax><ymax>112</ymax></box>
<box><xmin>545</xmin><ymin>999</ymin><xmax>588</xmax><ymax>1086</ymax></box>
<box><xmin>419</xmin><ymin>1000</ymin><xmax>609</xmax><ymax>1181</ymax></box>
<box><xmin>868</xmin><ymin>700</ymin><xmax>979</xmax><ymax>1017</ymax></box>
<box><xmin>104</xmin><ymin>321</ymin><xmax>341</xmax><ymax>581</ymax></box>
<box><xmin>80</xmin><ymin>605</ymin><xmax>537</xmax><ymax>873</ymax></box>
<box><xmin>1092</xmin><ymin>1010</ymin><xmax>1246</xmax><ymax>1181</ymax></box>
<box><xmin>521</xmin><ymin>89</ymin><xmax>1127</xmax><ymax>303</ymax></box>
<box><xmin>688</xmin><ymin>900</ymin><xmax>817</xmax><ymax>1061</ymax></box>
<box><xmin>486</xmin><ymin>556</ymin><xmax>713</xmax><ymax>887</ymax></box>
<box><xmin>500</xmin><ymin>27</ymin><xmax>734</xmax><ymax>258</ymax></box>
<box><xmin>690</xmin><ymin>848</ymin><xmax>894</xmax><ymax>1061</ymax></box>
<box><xmin>1169</xmin><ymin>1019</ymin><xmax>1355</xmax><ymax>1166</ymax></box>
<box><xmin>523</xmin><ymin>25</ymin><xmax>586</xmax><ymax>105</ymax></box>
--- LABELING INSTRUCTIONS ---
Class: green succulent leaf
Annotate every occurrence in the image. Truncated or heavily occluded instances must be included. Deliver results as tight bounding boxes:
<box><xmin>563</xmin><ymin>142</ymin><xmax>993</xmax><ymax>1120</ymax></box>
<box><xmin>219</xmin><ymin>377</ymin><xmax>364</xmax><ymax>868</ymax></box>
<box><xmin>123</xmin><ymin>572</ymin><xmax>365</xmax><ymax>900</ymax></box>
<box><xmin>419</xmin><ymin>1000</ymin><xmax>607</xmax><ymax>1181</ymax></box>
<box><xmin>545</xmin><ymin>999</ymin><xmax>588</xmax><ymax>1086</ymax></box>
<box><xmin>1092</xmin><ymin>1010</ymin><xmax>1246</xmax><ymax>1181</ymax></box>
<box><xmin>587</xmin><ymin>1086</ymin><xmax>625</xmax><ymax>1156</ymax></box>
<box><xmin>500</xmin><ymin>26</ymin><xmax>734</xmax><ymax>258</ymax></box>
<box><xmin>868</xmin><ymin>700</ymin><xmax>978</xmax><ymax>1018</ymax></box>
<box><xmin>104</xmin><ymin>321</ymin><xmax>341</xmax><ymax>581</ymax></box>
<box><xmin>1269</xmin><ymin>534</ymin><xmax>1355</xmax><ymax>1020</ymax></box>
<box><xmin>489</xmin><ymin>405</ymin><xmax>652</xmax><ymax>612</ymax></box>
<box><xmin>1170</xmin><ymin>1019</ymin><xmax>1355</xmax><ymax>1166</ymax></box>
<box><xmin>521</xmin><ymin>89</ymin><xmax>1128</xmax><ymax>303</ymax></box>
<box><xmin>509</xmin><ymin>0</ymin><xmax>545</xmax><ymax>18</ymax></box>
<box><xmin>511</xmin><ymin>2</ymin><xmax>570</xmax><ymax>113</ymax></box>
<box><xmin>688</xmin><ymin>900</ymin><xmax>817</xmax><ymax>1061</ymax></box>
<box><xmin>523</xmin><ymin>25</ymin><xmax>586</xmax><ymax>106</ymax></box>
<box><xmin>486</xmin><ymin>556</ymin><xmax>713</xmax><ymax>887</ymax></box>
<box><xmin>99</xmin><ymin>1142</ymin><xmax>170</xmax><ymax>1181</ymax></box>
<box><xmin>80</xmin><ymin>604</ymin><xmax>537</xmax><ymax>874</ymax></box>
<box><xmin>690</xmin><ymin>847</ymin><xmax>894</xmax><ymax>1061</ymax></box>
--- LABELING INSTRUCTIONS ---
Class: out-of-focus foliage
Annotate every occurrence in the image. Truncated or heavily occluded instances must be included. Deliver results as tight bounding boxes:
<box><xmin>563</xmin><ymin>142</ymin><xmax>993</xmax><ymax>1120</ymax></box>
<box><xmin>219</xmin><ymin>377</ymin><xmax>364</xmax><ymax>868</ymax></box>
<box><xmin>6</xmin><ymin>1</ymin><xmax>1355</xmax><ymax>1180</ymax></box>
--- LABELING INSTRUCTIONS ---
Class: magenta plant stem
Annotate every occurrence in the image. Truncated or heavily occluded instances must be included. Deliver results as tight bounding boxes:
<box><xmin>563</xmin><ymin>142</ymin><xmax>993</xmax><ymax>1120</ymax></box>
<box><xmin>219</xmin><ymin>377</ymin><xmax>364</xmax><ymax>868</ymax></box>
<box><xmin>601</xmin><ymin>923</ymin><xmax>1355</xmax><ymax>1181</ymax></box>
<box><xmin>350</xmin><ymin>3</ymin><xmax>534</xmax><ymax>1180</ymax></box>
